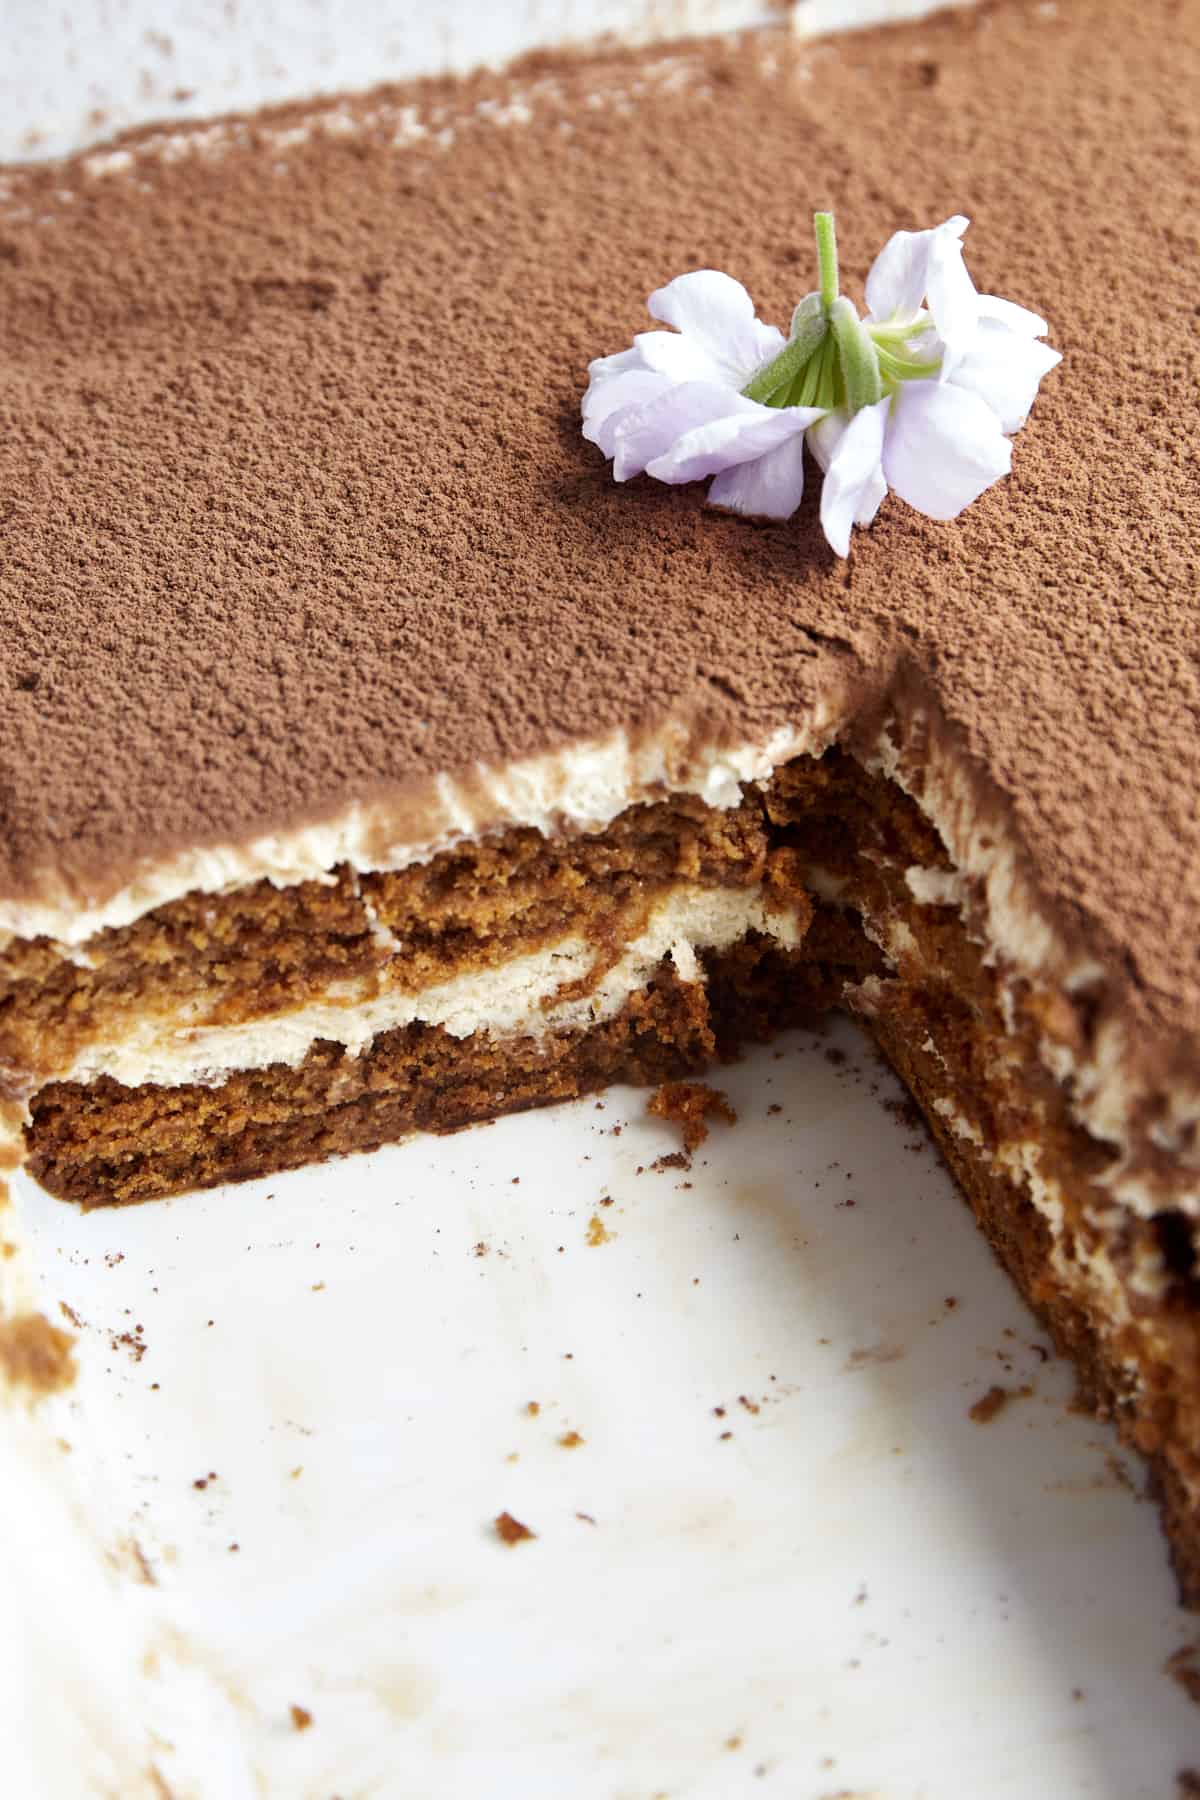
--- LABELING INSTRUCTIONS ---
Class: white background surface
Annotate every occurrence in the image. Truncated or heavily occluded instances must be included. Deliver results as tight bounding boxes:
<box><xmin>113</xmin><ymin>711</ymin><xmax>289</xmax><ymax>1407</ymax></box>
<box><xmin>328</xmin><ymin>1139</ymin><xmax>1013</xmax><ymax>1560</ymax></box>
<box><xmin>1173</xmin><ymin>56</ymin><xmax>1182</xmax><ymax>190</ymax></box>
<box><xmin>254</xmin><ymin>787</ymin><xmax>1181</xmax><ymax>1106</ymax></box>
<box><xmin>2</xmin><ymin>0</ymin><xmax>953</xmax><ymax>162</ymax></box>
<box><xmin>2</xmin><ymin>1</ymin><xmax>1198</xmax><ymax>1794</ymax></box>
<box><xmin>4</xmin><ymin>1022</ymin><xmax>1200</xmax><ymax>1797</ymax></box>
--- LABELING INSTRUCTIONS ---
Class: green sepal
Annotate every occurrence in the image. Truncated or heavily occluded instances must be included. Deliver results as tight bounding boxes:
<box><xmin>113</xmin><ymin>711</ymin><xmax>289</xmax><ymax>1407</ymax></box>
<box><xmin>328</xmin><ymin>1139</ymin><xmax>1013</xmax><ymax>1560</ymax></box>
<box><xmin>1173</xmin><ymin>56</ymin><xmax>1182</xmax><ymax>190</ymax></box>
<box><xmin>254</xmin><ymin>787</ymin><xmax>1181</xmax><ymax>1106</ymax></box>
<box><xmin>741</xmin><ymin>297</ymin><xmax>830</xmax><ymax>405</ymax></box>
<box><xmin>830</xmin><ymin>296</ymin><xmax>883</xmax><ymax>413</ymax></box>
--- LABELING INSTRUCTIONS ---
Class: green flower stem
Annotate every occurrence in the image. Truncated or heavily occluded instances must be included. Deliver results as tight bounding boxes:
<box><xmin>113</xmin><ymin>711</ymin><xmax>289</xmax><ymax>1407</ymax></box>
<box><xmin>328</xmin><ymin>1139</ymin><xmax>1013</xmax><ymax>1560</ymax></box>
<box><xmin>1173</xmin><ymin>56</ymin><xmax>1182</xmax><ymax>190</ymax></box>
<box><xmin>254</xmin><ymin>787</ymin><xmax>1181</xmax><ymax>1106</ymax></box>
<box><xmin>831</xmin><ymin>296</ymin><xmax>883</xmax><ymax>412</ymax></box>
<box><xmin>814</xmin><ymin>211</ymin><xmax>838</xmax><ymax>314</ymax></box>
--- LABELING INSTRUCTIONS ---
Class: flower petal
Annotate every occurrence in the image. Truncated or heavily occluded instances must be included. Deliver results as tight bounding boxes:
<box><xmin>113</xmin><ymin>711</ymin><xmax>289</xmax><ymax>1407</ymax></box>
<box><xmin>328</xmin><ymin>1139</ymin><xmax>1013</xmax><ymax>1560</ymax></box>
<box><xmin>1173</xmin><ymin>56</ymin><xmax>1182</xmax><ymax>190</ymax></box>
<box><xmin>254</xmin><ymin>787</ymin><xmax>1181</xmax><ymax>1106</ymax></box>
<box><xmin>818</xmin><ymin>398</ymin><xmax>890</xmax><ymax>557</ymax></box>
<box><xmin>882</xmin><ymin>380</ymin><xmax>1012</xmax><ymax>520</ymax></box>
<box><xmin>977</xmin><ymin>293</ymin><xmax>1049</xmax><ymax>337</ymax></box>
<box><xmin>646</xmin><ymin>401</ymin><xmax>823</xmax><ymax>486</ymax></box>
<box><xmin>584</xmin><ymin>345</ymin><xmax>651</xmax><ymax>390</ymax></box>
<box><xmin>948</xmin><ymin>320</ymin><xmax>1062</xmax><ymax>433</ymax></box>
<box><xmin>582</xmin><ymin>368</ymin><xmax>676</xmax><ymax>456</ymax></box>
<box><xmin>611</xmin><ymin>381</ymin><xmax>753</xmax><ymax>482</ymax></box>
<box><xmin>647</xmin><ymin>269</ymin><xmax>785</xmax><ymax>388</ymax></box>
<box><xmin>634</xmin><ymin>328</ymin><xmax>728</xmax><ymax>386</ymax></box>
<box><xmin>707</xmin><ymin>435</ymin><xmax>808</xmax><ymax>521</ymax></box>
<box><xmin>926</xmin><ymin>226</ymin><xmax>979</xmax><ymax>377</ymax></box>
<box><xmin>865</xmin><ymin>215</ymin><xmax>969</xmax><ymax>323</ymax></box>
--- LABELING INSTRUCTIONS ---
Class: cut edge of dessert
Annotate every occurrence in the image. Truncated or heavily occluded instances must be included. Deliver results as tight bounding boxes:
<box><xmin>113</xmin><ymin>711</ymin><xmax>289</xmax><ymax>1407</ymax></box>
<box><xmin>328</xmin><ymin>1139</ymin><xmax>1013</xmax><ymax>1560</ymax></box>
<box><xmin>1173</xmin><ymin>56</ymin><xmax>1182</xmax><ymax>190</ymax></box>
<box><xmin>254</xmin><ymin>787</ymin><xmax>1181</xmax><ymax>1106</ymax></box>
<box><xmin>2</xmin><ymin>686</ymin><xmax>1198</xmax><ymax>1605</ymax></box>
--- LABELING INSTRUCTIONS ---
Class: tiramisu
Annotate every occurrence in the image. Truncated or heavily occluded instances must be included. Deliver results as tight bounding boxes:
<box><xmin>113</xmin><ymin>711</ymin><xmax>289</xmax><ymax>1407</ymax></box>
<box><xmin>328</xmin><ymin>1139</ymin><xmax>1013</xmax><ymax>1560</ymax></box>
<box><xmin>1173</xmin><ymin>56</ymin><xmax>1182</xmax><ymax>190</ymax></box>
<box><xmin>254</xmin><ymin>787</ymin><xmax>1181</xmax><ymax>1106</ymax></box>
<box><xmin>1</xmin><ymin>0</ymin><xmax>1197</xmax><ymax>1596</ymax></box>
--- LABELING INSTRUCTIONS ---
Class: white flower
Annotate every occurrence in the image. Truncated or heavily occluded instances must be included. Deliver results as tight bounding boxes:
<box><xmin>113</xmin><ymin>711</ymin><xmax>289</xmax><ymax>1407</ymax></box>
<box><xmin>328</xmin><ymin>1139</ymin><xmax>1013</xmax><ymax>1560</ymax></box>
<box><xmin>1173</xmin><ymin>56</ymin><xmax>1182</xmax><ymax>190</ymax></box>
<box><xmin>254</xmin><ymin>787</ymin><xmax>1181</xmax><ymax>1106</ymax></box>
<box><xmin>582</xmin><ymin>270</ymin><xmax>825</xmax><ymax>521</ymax></box>
<box><xmin>811</xmin><ymin>216</ymin><xmax>1062</xmax><ymax>554</ymax></box>
<box><xmin>581</xmin><ymin>213</ymin><xmax>1061</xmax><ymax>556</ymax></box>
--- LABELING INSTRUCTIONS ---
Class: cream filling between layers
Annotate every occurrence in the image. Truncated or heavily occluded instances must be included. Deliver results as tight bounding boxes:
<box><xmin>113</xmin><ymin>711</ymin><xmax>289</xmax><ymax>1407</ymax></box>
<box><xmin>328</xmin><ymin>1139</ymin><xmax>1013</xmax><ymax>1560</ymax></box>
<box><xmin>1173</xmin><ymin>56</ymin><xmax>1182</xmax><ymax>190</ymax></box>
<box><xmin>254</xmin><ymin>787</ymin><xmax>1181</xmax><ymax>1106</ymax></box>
<box><xmin>56</xmin><ymin>882</ymin><xmax>802</xmax><ymax>1093</ymax></box>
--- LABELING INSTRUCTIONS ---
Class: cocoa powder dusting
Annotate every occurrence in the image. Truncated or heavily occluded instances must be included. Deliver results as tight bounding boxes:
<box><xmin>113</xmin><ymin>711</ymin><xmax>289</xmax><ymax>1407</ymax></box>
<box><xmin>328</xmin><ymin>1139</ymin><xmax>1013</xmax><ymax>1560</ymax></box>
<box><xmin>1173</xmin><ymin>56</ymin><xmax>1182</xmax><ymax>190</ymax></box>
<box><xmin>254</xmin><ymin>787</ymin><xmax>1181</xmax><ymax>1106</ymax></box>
<box><xmin>0</xmin><ymin>0</ymin><xmax>1195</xmax><ymax>1071</ymax></box>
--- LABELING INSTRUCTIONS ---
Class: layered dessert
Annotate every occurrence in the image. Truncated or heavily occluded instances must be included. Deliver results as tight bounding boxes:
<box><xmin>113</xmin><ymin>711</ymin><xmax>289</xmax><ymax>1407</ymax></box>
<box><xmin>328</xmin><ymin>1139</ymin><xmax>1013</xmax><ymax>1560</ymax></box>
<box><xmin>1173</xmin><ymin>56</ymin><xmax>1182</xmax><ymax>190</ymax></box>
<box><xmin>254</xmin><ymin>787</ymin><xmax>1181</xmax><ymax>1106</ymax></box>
<box><xmin>1</xmin><ymin>0</ymin><xmax>1197</xmax><ymax>1598</ymax></box>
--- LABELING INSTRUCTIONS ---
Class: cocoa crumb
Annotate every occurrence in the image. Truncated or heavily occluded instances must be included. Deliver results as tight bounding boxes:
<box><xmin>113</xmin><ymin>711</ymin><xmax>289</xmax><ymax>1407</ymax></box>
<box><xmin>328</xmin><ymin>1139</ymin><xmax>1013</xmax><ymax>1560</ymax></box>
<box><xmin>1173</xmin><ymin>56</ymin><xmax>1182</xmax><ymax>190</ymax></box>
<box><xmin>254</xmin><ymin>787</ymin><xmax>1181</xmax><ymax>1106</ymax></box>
<box><xmin>290</xmin><ymin>1705</ymin><xmax>313</xmax><ymax>1731</ymax></box>
<box><xmin>558</xmin><ymin>1430</ymin><xmax>585</xmax><ymax>1448</ymax></box>
<box><xmin>585</xmin><ymin>1213</ymin><xmax>611</xmax><ymax>1246</ymax></box>
<box><xmin>647</xmin><ymin>1081</ymin><xmax>736</xmax><ymax>1153</ymax></box>
<box><xmin>969</xmin><ymin>1384</ymin><xmax>1018</xmax><ymax>1423</ymax></box>
<box><xmin>525</xmin><ymin>1400</ymin><xmax>540</xmax><ymax>1417</ymax></box>
<box><xmin>494</xmin><ymin>1511</ymin><xmax>536</xmax><ymax>1546</ymax></box>
<box><xmin>651</xmin><ymin>1151</ymin><xmax>690</xmax><ymax>1173</ymax></box>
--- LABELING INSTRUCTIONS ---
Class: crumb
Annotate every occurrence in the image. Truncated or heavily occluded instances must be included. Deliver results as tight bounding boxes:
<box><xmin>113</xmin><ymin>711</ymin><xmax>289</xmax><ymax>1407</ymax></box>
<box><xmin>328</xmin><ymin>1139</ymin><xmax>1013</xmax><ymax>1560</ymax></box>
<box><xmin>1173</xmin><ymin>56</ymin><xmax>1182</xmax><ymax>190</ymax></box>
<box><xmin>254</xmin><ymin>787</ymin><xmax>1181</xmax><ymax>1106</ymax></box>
<box><xmin>575</xmin><ymin>1511</ymin><xmax>597</xmax><ymax>1525</ymax></box>
<box><xmin>1</xmin><ymin>1243</ymin><xmax>15</xmax><ymax>1259</ymax></box>
<box><xmin>1166</xmin><ymin>1645</ymin><xmax>1200</xmax><ymax>1706</ymax></box>
<box><xmin>289</xmin><ymin>1705</ymin><xmax>313</xmax><ymax>1731</ymax></box>
<box><xmin>310</xmin><ymin>1281</ymin><xmax>325</xmax><ymax>1292</ymax></box>
<box><xmin>525</xmin><ymin>1400</ymin><xmax>540</xmax><ymax>1417</ymax></box>
<box><xmin>713</xmin><ymin>1405</ymin><xmax>726</xmax><ymax>1417</ymax></box>
<box><xmin>725</xmin><ymin>1734</ymin><xmax>743</xmax><ymax>1750</ymax></box>
<box><xmin>111</xmin><ymin>1327</ymin><xmax>147</xmax><ymax>1363</ymax></box>
<box><xmin>558</xmin><ymin>1430</ymin><xmax>585</xmax><ymax>1448</ymax></box>
<box><xmin>647</xmin><ymin>1080</ymin><xmax>736</xmax><ymax>1152</ymax></box>
<box><xmin>719</xmin><ymin>1430</ymin><xmax>733</xmax><ymax>1441</ymax></box>
<box><xmin>651</xmin><ymin>1150</ymin><xmax>691</xmax><ymax>1173</ymax></box>
<box><xmin>494</xmin><ymin>1511</ymin><xmax>535</xmax><ymax>1546</ymax></box>
<box><xmin>59</xmin><ymin>1302</ymin><xmax>85</xmax><ymax>1329</ymax></box>
<box><xmin>767</xmin><ymin>1103</ymin><xmax>782</xmax><ymax>1115</ymax></box>
<box><xmin>599</xmin><ymin>1195</ymin><xmax>614</xmax><ymax>1207</ymax></box>
<box><xmin>511</xmin><ymin>1176</ymin><xmax>520</xmax><ymax>1185</ymax></box>
<box><xmin>1071</xmin><ymin>1687</ymin><xmax>1084</xmax><ymax>1702</ymax></box>
<box><xmin>1178</xmin><ymin>1771</ymin><xmax>1200</xmax><ymax>1796</ymax></box>
<box><xmin>738</xmin><ymin>1395</ymin><xmax>760</xmax><ymax>1415</ymax></box>
<box><xmin>825</xmin><ymin>1047</ymin><xmax>847</xmax><ymax>1066</ymax></box>
<box><xmin>586</xmin><ymin>1214</ymin><xmax>611</xmax><ymax>1247</ymax></box>
<box><xmin>969</xmin><ymin>1384</ymin><xmax>1015</xmax><ymax>1423</ymax></box>
<box><xmin>290</xmin><ymin>1466</ymin><xmax>303</xmax><ymax>1479</ymax></box>
<box><xmin>473</xmin><ymin>1241</ymin><xmax>489</xmax><ymax>1258</ymax></box>
<box><xmin>228</xmin><ymin>1543</ymin><xmax>240</xmax><ymax>1553</ymax></box>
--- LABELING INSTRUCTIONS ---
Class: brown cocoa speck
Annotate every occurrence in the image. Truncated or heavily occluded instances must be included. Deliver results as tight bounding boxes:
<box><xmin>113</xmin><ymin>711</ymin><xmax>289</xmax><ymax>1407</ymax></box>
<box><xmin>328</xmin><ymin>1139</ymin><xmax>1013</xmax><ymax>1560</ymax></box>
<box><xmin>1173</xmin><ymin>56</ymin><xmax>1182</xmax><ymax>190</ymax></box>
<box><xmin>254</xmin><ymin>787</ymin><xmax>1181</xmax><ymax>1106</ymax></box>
<box><xmin>494</xmin><ymin>1511</ymin><xmax>536</xmax><ymax>1546</ymax></box>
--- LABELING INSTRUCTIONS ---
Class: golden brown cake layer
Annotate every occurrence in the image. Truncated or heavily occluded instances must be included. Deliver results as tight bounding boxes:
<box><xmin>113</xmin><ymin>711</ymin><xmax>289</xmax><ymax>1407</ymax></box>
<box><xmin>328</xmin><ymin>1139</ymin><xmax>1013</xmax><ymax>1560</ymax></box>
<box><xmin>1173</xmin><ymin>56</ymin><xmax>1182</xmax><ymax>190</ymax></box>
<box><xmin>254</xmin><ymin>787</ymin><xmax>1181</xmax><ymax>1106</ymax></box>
<box><xmin>0</xmin><ymin>793</ymin><xmax>773</xmax><ymax>1089</ymax></box>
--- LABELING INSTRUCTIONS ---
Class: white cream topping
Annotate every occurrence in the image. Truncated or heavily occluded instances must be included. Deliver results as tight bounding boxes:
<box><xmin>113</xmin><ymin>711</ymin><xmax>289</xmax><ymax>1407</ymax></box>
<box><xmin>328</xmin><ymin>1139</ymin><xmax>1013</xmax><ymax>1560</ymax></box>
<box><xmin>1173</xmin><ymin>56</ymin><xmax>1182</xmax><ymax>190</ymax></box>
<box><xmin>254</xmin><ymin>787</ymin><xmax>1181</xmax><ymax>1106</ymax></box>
<box><xmin>58</xmin><ymin>882</ymin><xmax>802</xmax><ymax>1092</ymax></box>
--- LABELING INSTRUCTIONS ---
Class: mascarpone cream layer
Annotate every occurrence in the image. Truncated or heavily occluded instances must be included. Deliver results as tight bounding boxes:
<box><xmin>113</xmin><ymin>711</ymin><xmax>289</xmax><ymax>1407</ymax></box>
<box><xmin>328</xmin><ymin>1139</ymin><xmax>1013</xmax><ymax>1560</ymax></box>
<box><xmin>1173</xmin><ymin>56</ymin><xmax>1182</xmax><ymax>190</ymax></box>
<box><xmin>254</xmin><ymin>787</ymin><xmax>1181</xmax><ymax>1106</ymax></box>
<box><xmin>59</xmin><ymin>881</ymin><xmax>803</xmax><ymax>1092</ymax></box>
